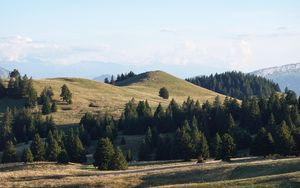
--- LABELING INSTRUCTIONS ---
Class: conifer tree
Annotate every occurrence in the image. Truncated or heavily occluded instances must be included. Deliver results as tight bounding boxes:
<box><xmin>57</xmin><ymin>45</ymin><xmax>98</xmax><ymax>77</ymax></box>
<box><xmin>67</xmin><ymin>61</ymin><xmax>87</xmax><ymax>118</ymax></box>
<box><xmin>42</xmin><ymin>96</ymin><xmax>51</xmax><ymax>115</ymax></box>
<box><xmin>57</xmin><ymin>149</ymin><xmax>69</xmax><ymax>164</ymax></box>
<box><xmin>0</xmin><ymin>109</ymin><xmax>14</xmax><ymax>150</ymax></box>
<box><xmin>2</xmin><ymin>141</ymin><xmax>17</xmax><ymax>163</ymax></box>
<box><xmin>293</xmin><ymin>128</ymin><xmax>300</xmax><ymax>155</ymax></box>
<box><xmin>46</xmin><ymin>131</ymin><xmax>61</xmax><ymax>161</ymax></box>
<box><xmin>93</xmin><ymin>138</ymin><xmax>115</xmax><ymax>170</ymax></box>
<box><xmin>110</xmin><ymin>147</ymin><xmax>128</xmax><ymax>170</ymax></box>
<box><xmin>159</xmin><ymin>87</ymin><xmax>169</xmax><ymax>99</ymax></box>
<box><xmin>210</xmin><ymin>133</ymin><xmax>222</xmax><ymax>159</ymax></box>
<box><xmin>275</xmin><ymin>121</ymin><xmax>295</xmax><ymax>156</ymax></box>
<box><xmin>251</xmin><ymin>127</ymin><xmax>274</xmax><ymax>157</ymax></box>
<box><xmin>60</xmin><ymin>84</ymin><xmax>72</xmax><ymax>104</ymax></box>
<box><xmin>126</xmin><ymin>149</ymin><xmax>133</xmax><ymax>162</ymax></box>
<box><xmin>220</xmin><ymin>133</ymin><xmax>236</xmax><ymax>161</ymax></box>
<box><xmin>51</xmin><ymin>102</ymin><xmax>58</xmax><ymax>112</ymax></box>
<box><xmin>30</xmin><ymin>134</ymin><xmax>45</xmax><ymax>161</ymax></box>
<box><xmin>21</xmin><ymin>148</ymin><xmax>33</xmax><ymax>163</ymax></box>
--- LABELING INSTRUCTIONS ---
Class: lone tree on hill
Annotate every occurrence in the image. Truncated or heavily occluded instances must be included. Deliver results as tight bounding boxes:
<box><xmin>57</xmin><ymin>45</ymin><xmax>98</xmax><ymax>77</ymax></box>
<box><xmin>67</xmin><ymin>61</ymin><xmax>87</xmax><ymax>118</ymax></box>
<box><xmin>159</xmin><ymin>87</ymin><xmax>169</xmax><ymax>99</ymax></box>
<box><xmin>60</xmin><ymin>84</ymin><xmax>72</xmax><ymax>104</ymax></box>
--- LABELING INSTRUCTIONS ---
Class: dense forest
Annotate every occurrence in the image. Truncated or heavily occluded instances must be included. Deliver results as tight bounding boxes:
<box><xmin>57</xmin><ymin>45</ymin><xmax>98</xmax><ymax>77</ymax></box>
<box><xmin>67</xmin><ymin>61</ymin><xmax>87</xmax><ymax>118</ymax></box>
<box><xmin>1</xmin><ymin>69</ymin><xmax>300</xmax><ymax>170</ymax></box>
<box><xmin>186</xmin><ymin>71</ymin><xmax>281</xmax><ymax>100</ymax></box>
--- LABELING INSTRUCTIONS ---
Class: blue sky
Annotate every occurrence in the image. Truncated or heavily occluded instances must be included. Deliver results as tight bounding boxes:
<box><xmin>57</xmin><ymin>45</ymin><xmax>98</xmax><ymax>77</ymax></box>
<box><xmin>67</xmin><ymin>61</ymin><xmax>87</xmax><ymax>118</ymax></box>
<box><xmin>0</xmin><ymin>0</ymin><xmax>300</xmax><ymax>78</ymax></box>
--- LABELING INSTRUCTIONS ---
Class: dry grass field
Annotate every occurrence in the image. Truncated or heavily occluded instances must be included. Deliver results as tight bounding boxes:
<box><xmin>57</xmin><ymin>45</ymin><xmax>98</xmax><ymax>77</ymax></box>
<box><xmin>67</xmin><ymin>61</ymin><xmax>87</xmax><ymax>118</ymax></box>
<box><xmin>28</xmin><ymin>71</ymin><xmax>226</xmax><ymax>126</ymax></box>
<box><xmin>1</xmin><ymin>157</ymin><xmax>300</xmax><ymax>187</ymax></box>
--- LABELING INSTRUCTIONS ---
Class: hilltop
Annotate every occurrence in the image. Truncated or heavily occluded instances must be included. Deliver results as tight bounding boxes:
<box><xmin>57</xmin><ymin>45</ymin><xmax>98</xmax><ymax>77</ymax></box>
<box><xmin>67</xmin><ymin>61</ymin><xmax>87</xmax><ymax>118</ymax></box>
<box><xmin>29</xmin><ymin>71</ymin><xmax>226</xmax><ymax>126</ymax></box>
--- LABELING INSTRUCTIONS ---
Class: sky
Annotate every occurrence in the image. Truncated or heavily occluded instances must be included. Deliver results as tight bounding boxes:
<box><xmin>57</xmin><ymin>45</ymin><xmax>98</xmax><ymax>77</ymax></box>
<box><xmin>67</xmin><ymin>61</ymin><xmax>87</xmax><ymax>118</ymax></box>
<box><xmin>0</xmin><ymin>0</ymin><xmax>300</xmax><ymax>78</ymax></box>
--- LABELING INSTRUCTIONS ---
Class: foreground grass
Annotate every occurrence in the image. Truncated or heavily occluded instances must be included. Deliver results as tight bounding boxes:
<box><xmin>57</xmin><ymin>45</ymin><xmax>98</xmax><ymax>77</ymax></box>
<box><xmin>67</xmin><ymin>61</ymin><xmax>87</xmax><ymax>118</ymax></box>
<box><xmin>1</xmin><ymin>157</ymin><xmax>300</xmax><ymax>187</ymax></box>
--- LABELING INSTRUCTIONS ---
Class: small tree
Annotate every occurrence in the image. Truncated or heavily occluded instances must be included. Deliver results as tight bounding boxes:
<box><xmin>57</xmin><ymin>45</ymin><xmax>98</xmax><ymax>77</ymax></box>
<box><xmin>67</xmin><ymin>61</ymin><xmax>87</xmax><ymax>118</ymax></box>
<box><xmin>21</xmin><ymin>148</ymin><xmax>33</xmax><ymax>163</ymax></box>
<box><xmin>51</xmin><ymin>102</ymin><xmax>58</xmax><ymax>112</ymax></box>
<box><xmin>2</xmin><ymin>141</ymin><xmax>17</xmax><ymax>163</ymax></box>
<box><xmin>42</xmin><ymin>96</ymin><xmax>51</xmax><ymax>115</ymax></box>
<box><xmin>93</xmin><ymin>138</ymin><xmax>115</xmax><ymax>170</ymax></box>
<box><xmin>57</xmin><ymin>150</ymin><xmax>69</xmax><ymax>164</ymax></box>
<box><xmin>210</xmin><ymin>133</ymin><xmax>222</xmax><ymax>159</ymax></box>
<box><xmin>120</xmin><ymin>137</ymin><xmax>126</xmax><ymax>145</ymax></box>
<box><xmin>110</xmin><ymin>147</ymin><xmax>128</xmax><ymax>170</ymax></box>
<box><xmin>30</xmin><ymin>134</ymin><xmax>45</xmax><ymax>161</ymax></box>
<box><xmin>159</xmin><ymin>87</ymin><xmax>169</xmax><ymax>99</ymax></box>
<box><xmin>220</xmin><ymin>133</ymin><xmax>236</xmax><ymax>161</ymax></box>
<box><xmin>126</xmin><ymin>149</ymin><xmax>133</xmax><ymax>162</ymax></box>
<box><xmin>60</xmin><ymin>84</ymin><xmax>72</xmax><ymax>104</ymax></box>
<box><xmin>46</xmin><ymin>131</ymin><xmax>61</xmax><ymax>161</ymax></box>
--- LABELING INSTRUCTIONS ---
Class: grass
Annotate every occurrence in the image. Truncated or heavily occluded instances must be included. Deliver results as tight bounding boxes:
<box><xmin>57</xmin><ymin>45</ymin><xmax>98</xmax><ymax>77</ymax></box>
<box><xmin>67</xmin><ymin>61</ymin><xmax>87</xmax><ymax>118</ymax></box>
<box><xmin>29</xmin><ymin>71</ymin><xmax>226</xmax><ymax>126</ymax></box>
<box><xmin>1</xmin><ymin>157</ymin><xmax>300</xmax><ymax>187</ymax></box>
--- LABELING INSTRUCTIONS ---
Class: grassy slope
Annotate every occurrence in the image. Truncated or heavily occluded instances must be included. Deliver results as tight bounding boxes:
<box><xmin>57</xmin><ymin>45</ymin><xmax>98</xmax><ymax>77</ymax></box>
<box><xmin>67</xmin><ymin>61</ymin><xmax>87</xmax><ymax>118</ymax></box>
<box><xmin>30</xmin><ymin>71</ymin><xmax>226</xmax><ymax>126</ymax></box>
<box><xmin>1</xmin><ymin>157</ymin><xmax>300</xmax><ymax>187</ymax></box>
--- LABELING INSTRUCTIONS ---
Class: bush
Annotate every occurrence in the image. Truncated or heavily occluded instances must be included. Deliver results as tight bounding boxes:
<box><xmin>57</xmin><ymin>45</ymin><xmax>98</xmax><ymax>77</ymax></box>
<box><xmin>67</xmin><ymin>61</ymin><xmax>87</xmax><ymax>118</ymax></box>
<box><xmin>159</xmin><ymin>87</ymin><xmax>169</xmax><ymax>99</ymax></box>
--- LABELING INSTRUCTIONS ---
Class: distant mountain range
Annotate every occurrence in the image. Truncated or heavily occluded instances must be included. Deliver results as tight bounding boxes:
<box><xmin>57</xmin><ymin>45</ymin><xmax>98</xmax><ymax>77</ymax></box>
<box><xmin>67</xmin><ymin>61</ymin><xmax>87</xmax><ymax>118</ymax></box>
<box><xmin>0</xmin><ymin>66</ymin><xmax>9</xmax><ymax>79</ymax></box>
<box><xmin>251</xmin><ymin>63</ymin><xmax>300</xmax><ymax>95</ymax></box>
<box><xmin>93</xmin><ymin>74</ymin><xmax>111</xmax><ymax>82</ymax></box>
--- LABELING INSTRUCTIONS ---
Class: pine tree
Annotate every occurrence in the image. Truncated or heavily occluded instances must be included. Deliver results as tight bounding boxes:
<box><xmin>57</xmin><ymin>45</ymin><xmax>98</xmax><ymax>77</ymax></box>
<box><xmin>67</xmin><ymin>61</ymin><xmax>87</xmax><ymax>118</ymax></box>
<box><xmin>2</xmin><ymin>141</ymin><xmax>17</xmax><ymax>163</ymax></box>
<box><xmin>197</xmin><ymin>132</ymin><xmax>210</xmax><ymax>159</ymax></box>
<box><xmin>293</xmin><ymin>128</ymin><xmax>300</xmax><ymax>155</ymax></box>
<box><xmin>42</xmin><ymin>96</ymin><xmax>51</xmax><ymax>115</ymax></box>
<box><xmin>220</xmin><ymin>133</ymin><xmax>236</xmax><ymax>161</ymax></box>
<box><xmin>46</xmin><ymin>131</ymin><xmax>61</xmax><ymax>161</ymax></box>
<box><xmin>70</xmin><ymin>134</ymin><xmax>86</xmax><ymax>163</ymax></box>
<box><xmin>126</xmin><ymin>149</ymin><xmax>133</xmax><ymax>162</ymax></box>
<box><xmin>110</xmin><ymin>147</ymin><xmax>128</xmax><ymax>170</ymax></box>
<box><xmin>159</xmin><ymin>87</ymin><xmax>169</xmax><ymax>99</ymax></box>
<box><xmin>93</xmin><ymin>138</ymin><xmax>115</xmax><ymax>170</ymax></box>
<box><xmin>60</xmin><ymin>84</ymin><xmax>72</xmax><ymax>104</ymax></box>
<box><xmin>251</xmin><ymin>127</ymin><xmax>274</xmax><ymax>157</ymax></box>
<box><xmin>57</xmin><ymin>150</ymin><xmax>69</xmax><ymax>164</ymax></box>
<box><xmin>21</xmin><ymin>148</ymin><xmax>33</xmax><ymax>163</ymax></box>
<box><xmin>0</xmin><ymin>108</ymin><xmax>14</xmax><ymax>150</ymax></box>
<box><xmin>227</xmin><ymin>113</ymin><xmax>236</xmax><ymax>130</ymax></box>
<box><xmin>275</xmin><ymin>121</ymin><xmax>295</xmax><ymax>156</ymax></box>
<box><xmin>210</xmin><ymin>133</ymin><xmax>222</xmax><ymax>159</ymax></box>
<box><xmin>30</xmin><ymin>134</ymin><xmax>45</xmax><ymax>161</ymax></box>
<box><xmin>0</xmin><ymin>79</ymin><xmax>6</xmax><ymax>98</ymax></box>
<box><xmin>51</xmin><ymin>102</ymin><xmax>58</xmax><ymax>112</ymax></box>
<box><xmin>120</xmin><ymin>137</ymin><xmax>126</xmax><ymax>145</ymax></box>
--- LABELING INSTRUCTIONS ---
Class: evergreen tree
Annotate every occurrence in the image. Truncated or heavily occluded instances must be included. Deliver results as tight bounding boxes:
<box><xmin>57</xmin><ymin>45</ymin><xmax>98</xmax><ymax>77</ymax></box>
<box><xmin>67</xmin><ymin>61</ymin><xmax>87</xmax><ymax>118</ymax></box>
<box><xmin>2</xmin><ymin>141</ymin><xmax>17</xmax><ymax>163</ymax></box>
<box><xmin>197</xmin><ymin>132</ymin><xmax>210</xmax><ymax>159</ymax></box>
<box><xmin>120</xmin><ymin>137</ymin><xmax>126</xmax><ymax>145</ymax></box>
<box><xmin>220</xmin><ymin>133</ymin><xmax>236</xmax><ymax>161</ymax></box>
<box><xmin>57</xmin><ymin>150</ymin><xmax>69</xmax><ymax>164</ymax></box>
<box><xmin>293</xmin><ymin>128</ymin><xmax>300</xmax><ymax>155</ymax></box>
<box><xmin>159</xmin><ymin>87</ymin><xmax>169</xmax><ymax>99</ymax></box>
<box><xmin>46</xmin><ymin>131</ymin><xmax>61</xmax><ymax>161</ymax></box>
<box><xmin>0</xmin><ymin>108</ymin><xmax>14</xmax><ymax>150</ymax></box>
<box><xmin>0</xmin><ymin>79</ymin><xmax>6</xmax><ymax>98</ymax></box>
<box><xmin>110</xmin><ymin>147</ymin><xmax>128</xmax><ymax>170</ymax></box>
<box><xmin>30</xmin><ymin>134</ymin><xmax>45</xmax><ymax>161</ymax></box>
<box><xmin>227</xmin><ymin>113</ymin><xmax>236</xmax><ymax>130</ymax></box>
<box><xmin>42</xmin><ymin>96</ymin><xmax>51</xmax><ymax>115</ymax></box>
<box><xmin>93</xmin><ymin>138</ymin><xmax>115</xmax><ymax>170</ymax></box>
<box><xmin>275</xmin><ymin>121</ymin><xmax>295</xmax><ymax>156</ymax></box>
<box><xmin>24</xmin><ymin>79</ymin><xmax>37</xmax><ymax>108</ymax></box>
<box><xmin>210</xmin><ymin>133</ymin><xmax>222</xmax><ymax>159</ymax></box>
<box><xmin>251</xmin><ymin>127</ymin><xmax>274</xmax><ymax>157</ymax></box>
<box><xmin>21</xmin><ymin>148</ymin><xmax>33</xmax><ymax>163</ymax></box>
<box><xmin>60</xmin><ymin>84</ymin><xmax>72</xmax><ymax>104</ymax></box>
<box><xmin>126</xmin><ymin>149</ymin><xmax>133</xmax><ymax>162</ymax></box>
<box><xmin>51</xmin><ymin>102</ymin><xmax>58</xmax><ymax>112</ymax></box>
<box><xmin>69</xmin><ymin>134</ymin><xmax>86</xmax><ymax>163</ymax></box>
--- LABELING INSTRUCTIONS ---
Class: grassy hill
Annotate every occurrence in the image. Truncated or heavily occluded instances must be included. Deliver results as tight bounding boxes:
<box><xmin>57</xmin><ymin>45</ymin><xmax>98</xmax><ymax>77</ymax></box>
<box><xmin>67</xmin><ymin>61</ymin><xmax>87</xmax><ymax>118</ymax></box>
<box><xmin>28</xmin><ymin>71</ymin><xmax>226</xmax><ymax>126</ymax></box>
<box><xmin>1</xmin><ymin>157</ymin><xmax>300</xmax><ymax>187</ymax></box>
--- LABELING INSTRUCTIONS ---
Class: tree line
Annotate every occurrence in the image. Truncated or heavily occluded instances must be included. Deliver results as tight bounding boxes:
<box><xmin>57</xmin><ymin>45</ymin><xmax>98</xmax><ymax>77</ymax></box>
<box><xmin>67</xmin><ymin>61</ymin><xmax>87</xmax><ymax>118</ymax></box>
<box><xmin>186</xmin><ymin>71</ymin><xmax>281</xmax><ymax>100</ymax></box>
<box><xmin>119</xmin><ymin>89</ymin><xmax>300</xmax><ymax>161</ymax></box>
<box><xmin>104</xmin><ymin>71</ymin><xmax>136</xmax><ymax>85</ymax></box>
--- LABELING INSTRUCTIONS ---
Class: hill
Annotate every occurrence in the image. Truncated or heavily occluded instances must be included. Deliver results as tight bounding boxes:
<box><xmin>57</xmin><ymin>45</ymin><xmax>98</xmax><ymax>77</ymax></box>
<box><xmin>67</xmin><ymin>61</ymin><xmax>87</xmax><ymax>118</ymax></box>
<box><xmin>29</xmin><ymin>71</ymin><xmax>226</xmax><ymax>126</ymax></box>
<box><xmin>251</xmin><ymin>63</ymin><xmax>300</xmax><ymax>95</ymax></box>
<box><xmin>186</xmin><ymin>71</ymin><xmax>281</xmax><ymax>99</ymax></box>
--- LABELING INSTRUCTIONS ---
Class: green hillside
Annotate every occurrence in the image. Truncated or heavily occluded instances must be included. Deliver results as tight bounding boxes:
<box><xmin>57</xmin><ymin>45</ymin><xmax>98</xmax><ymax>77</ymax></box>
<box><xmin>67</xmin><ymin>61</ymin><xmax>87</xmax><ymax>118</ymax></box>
<box><xmin>25</xmin><ymin>71</ymin><xmax>226</xmax><ymax>126</ymax></box>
